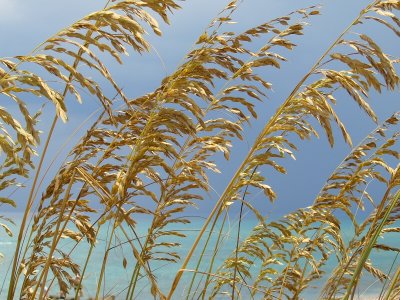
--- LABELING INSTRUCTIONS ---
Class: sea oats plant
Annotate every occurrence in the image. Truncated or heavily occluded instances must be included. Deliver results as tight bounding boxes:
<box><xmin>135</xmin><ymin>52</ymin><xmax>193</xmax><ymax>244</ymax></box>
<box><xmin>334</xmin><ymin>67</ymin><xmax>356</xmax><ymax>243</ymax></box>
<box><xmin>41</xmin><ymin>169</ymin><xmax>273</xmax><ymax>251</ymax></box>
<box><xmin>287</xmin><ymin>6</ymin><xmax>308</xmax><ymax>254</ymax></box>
<box><xmin>0</xmin><ymin>0</ymin><xmax>399</xmax><ymax>299</ymax></box>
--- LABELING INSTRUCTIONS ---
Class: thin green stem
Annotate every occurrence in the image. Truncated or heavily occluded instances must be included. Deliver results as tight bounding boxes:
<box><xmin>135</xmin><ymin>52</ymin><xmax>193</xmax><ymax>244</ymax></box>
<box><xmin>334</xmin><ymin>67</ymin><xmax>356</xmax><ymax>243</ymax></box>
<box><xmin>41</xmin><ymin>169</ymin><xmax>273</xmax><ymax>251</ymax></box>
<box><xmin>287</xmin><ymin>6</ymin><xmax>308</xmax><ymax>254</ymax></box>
<box><xmin>232</xmin><ymin>203</ymin><xmax>244</xmax><ymax>300</ymax></box>
<box><xmin>383</xmin><ymin>257</ymin><xmax>400</xmax><ymax>300</ymax></box>
<box><xmin>343</xmin><ymin>188</ymin><xmax>400</xmax><ymax>300</ymax></box>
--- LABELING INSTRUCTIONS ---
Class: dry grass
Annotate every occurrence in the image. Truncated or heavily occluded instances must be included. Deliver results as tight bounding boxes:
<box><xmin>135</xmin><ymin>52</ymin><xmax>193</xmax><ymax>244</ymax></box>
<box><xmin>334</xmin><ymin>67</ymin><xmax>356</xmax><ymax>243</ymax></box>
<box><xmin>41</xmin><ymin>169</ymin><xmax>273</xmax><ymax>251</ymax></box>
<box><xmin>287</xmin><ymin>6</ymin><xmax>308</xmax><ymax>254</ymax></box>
<box><xmin>0</xmin><ymin>0</ymin><xmax>400</xmax><ymax>299</ymax></box>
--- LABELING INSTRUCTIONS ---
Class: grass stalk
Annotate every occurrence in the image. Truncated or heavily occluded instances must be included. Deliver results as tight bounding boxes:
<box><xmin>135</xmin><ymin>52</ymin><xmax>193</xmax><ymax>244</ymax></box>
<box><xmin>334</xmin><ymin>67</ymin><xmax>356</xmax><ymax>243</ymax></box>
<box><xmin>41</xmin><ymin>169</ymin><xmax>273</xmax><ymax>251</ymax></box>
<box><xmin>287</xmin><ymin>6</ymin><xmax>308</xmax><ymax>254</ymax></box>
<box><xmin>3</xmin><ymin>1</ymin><xmax>399</xmax><ymax>300</ymax></box>
<box><xmin>34</xmin><ymin>170</ymin><xmax>77</xmax><ymax>299</ymax></box>
<box><xmin>166</xmin><ymin>2</ymin><xmax>376</xmax><ymax>297</ymax></box>
<box><xmin>7</xmin><ymin>1</ymin><xmax>114</xmax><ymax>298</ymax></box>
<box><xmin>7</xmin><ymin>115</ymin><xmax>58</xmax><ymax>300</ymax></box>
<box><xmin>196</xmin><ymin>212</ymin><xmax>228</xmax><ymax>300</ymax></box>
<box><xmin>382</xmin><ymin>259</ymin><xmax>400</xmax><ymax>300</ymax></box>
<box><xmin>343</xmin><ymin>188</ymin><xmax>400</xmax><ymax>300</ymax></box>
<box><xmin>231</xmin><ymin>202</ymin><xmax>244</xmax><ymax>300</ymax></box>
<box><xmin>72</xmin><ymin>227</ymin><xmax>98</xmax><ymax>300</ymax></box>
<box><xmin>231</xmin><ymin>168</ymin><xmax>257</xmax><ymax>299</ymax></box>
<box><xmin>95</xmin><ymin>223</ymin><xmax>117</xmax><ymax>299</ymax></box>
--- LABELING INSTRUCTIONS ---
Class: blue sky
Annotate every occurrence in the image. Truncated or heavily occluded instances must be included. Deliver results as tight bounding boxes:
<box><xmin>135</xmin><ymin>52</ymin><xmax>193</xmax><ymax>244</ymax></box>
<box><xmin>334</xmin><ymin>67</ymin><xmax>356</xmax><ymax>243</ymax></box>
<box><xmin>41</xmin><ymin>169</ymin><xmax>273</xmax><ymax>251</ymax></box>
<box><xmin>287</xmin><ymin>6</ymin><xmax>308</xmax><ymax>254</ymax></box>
<box><xmin>1</xmin><ymin>0</ymin><xmax>398</xmax><ymax>216</ymax></box>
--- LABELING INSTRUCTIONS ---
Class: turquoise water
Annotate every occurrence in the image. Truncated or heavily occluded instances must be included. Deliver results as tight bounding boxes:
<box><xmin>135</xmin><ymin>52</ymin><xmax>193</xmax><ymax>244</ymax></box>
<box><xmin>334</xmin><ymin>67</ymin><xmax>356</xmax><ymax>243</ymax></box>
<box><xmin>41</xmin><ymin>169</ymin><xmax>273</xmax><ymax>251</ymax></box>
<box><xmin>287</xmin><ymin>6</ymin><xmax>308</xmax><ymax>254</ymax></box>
<box><xmin>0</xmin><ymin>214</ymin><xmax>398</xmax><ymax>299</ymax></box>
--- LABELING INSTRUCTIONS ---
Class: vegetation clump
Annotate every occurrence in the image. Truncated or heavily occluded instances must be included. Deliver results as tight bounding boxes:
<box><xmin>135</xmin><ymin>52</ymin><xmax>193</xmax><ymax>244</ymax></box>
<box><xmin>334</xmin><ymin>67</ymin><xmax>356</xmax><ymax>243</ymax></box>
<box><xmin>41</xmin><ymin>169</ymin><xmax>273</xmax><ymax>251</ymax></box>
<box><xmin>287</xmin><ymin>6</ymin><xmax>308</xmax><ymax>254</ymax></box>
<box><xmin>0</xmin><ymin>0</ymin><xmax>399</xmax><ymax>299</ymax></box>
